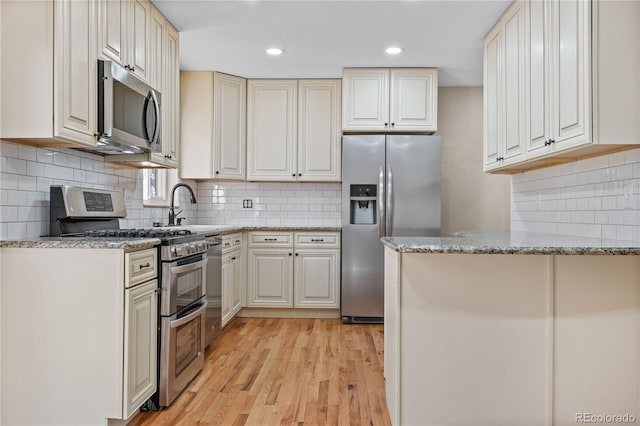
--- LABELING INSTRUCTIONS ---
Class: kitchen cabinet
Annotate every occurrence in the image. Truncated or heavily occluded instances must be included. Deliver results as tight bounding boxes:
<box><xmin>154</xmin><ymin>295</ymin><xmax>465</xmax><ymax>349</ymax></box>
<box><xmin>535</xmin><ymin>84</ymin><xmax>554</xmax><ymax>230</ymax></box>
<box><xmin>342</xmin><ymin>68</ymin><xmax>438</xmax><ymax>132</ymax></box>
<box><xmin>97</xmin><ymin>0</ymin><xmax>151</xmax><ymax>85</ymax></box>
<box><xmin>149</xmin><ymin>7</ymin><xmax>165</xmax><ymax>90</ymax></box>
<box><xmin>1</xmin><ymin>245</ymin><xmax>159</xmax><ymax>425</ymax></box>
<box><xmin>485</xmin><ymin>0</ymin><xmax>640</xmax><ymax>173</ymax></box>
<box><xmin>0</xmin><ymin>0</ymin><xmax>97</xmax><ymax>147</ymax></box>
<box><xmin>247</xmin><ymin>231</ymin><xmax>340</xmax><ymax>309</ymax></box>
<box><xmin>483</xmin><ymin>1</ymin><xmax>526</xmax><ymax>171</ymax></box>
<box><xmin>180</xmin><ymin>72</ymin><xmax>247</xmax><ymax>180</ymax></box>
<box><xmin>246</xmin><ymin>79</ymin><xmax>342</xmax><ymax>182</ymax></box>
<box><xmin>124</xmin><ymin>279</ymin><xmax>157</xmax><ymax>418</ymax></box>
<box><xmin>221</xmin><ymin>233</ymin><xmax>243</xmax><ymax>326</ymax></box>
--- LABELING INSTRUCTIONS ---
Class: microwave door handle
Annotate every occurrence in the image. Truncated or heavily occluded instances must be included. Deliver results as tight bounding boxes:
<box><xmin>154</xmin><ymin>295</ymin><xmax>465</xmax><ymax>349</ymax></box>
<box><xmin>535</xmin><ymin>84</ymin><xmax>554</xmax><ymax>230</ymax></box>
<box><xmin>142</xmin><ymin>91</ymin><xmax>152</xmax><ymax>143</ymax></box>
<box><xmin>149</xmin><ymin>89</ymin><xmax>161</xmax><ymax>147</ymax></box>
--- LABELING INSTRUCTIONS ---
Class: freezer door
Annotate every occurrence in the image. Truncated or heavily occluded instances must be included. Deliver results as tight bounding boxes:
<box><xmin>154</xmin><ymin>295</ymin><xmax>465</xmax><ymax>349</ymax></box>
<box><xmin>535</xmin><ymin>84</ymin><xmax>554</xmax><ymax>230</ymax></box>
<box><xmin>341</xmin><ymin>135</ymin><xmax>386</xmax><ymax>321</ymax></box>
<box><xmin>386</xmin><ymin>135</ymin><xmax>441</xmax><ymax>236</ymax></box>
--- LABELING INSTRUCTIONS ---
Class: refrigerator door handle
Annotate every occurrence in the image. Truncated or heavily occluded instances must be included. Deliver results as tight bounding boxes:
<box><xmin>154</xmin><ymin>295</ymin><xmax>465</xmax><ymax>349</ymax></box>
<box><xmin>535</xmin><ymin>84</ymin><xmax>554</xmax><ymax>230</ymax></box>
<box><xmin>378</xmin><ymin>165</ymin><xmax>385</xmax><ymax>238</ymax></box>
<box><xmin>386</xmin><ymin>165</ymin><xmax>393</xmax><ymax>236</ymax></box>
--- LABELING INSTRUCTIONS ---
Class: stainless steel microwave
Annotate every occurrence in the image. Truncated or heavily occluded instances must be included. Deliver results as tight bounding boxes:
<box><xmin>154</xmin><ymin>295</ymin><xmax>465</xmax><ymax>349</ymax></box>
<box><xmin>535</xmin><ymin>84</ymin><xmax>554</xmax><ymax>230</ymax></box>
<box><xmin>96</xmin><ymin>60</ymin><xmax>161</xmax><ymax>155</ymax></box>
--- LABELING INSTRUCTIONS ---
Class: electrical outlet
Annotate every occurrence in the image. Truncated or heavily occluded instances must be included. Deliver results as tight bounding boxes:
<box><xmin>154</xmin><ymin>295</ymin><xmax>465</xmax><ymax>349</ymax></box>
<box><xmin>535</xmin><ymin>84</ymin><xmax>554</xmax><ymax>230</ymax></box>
<box><xmin>623</xmin><ymin>183</ymin><xmax>633</xmax><ymax>209</ymax></box>
<box><xmin>242</xmin><ymin>199</ymin><xmax>253</xmax><ymax>208</ymax></box>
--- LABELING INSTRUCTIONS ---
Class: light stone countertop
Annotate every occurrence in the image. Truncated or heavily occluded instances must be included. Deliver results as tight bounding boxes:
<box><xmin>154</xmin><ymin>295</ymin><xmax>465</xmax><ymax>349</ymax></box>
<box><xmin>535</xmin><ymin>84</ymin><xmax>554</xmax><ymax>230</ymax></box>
<box><xmin>0</xmin><ymin>237</ymin><xmax>161</xmax><ymax>250</ymax></box>
<box><xmin>381</xmin><ymin>230</ymin><xmax>640</xmax><ymax>255</ymax></box>
<box><xmin>0</xmin><ymin>226</ymin><xmax>341</xmax><ymax>248</ymax></box>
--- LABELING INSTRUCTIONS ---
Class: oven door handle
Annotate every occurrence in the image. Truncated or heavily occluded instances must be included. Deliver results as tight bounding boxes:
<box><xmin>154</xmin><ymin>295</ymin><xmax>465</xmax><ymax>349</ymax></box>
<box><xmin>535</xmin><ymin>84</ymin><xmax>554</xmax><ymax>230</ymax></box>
<box><xmin>170</xmin><ymin>299</ymin><xmax>208</xmax><ymax>329</ymax></box>
<box><xmin>169</xmin><ymin>258</ymin><xmax>208</xmax><ymax>275</ymax></box>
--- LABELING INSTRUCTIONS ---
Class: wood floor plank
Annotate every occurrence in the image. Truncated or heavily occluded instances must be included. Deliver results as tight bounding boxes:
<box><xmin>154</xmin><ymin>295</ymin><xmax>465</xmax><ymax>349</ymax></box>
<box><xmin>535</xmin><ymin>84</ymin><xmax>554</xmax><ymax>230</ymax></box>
<box><xmin>129</xmin><ymin>318</ymin><xmax>391</xmax><ymax>426</ymax></box>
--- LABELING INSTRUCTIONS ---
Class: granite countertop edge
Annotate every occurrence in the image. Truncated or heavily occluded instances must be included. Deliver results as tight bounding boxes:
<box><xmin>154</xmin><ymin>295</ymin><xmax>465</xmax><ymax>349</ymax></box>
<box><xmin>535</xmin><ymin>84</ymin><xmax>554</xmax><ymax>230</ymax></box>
<box><xmin>0</xmin><ymin>226</ymin><xmax>342</xmax><ymax>248</ymax></box>
<box><xmin>381</xmin><ymin>231</ymin><xmax>640</xmax><ymax>255</ymax></box>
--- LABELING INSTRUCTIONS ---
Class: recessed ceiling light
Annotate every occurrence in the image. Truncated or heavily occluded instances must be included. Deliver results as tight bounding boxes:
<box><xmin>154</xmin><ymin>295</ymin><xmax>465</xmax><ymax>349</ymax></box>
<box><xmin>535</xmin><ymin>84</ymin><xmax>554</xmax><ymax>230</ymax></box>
<box><xmin>385</xmin><ymin>47</ymin><xmax>403</xmax><ymax>55</ymax></box>
<box><xmin>266</xmin><ymin>48</ymin><xmax>284</xmax><ymax>55</ymax></box>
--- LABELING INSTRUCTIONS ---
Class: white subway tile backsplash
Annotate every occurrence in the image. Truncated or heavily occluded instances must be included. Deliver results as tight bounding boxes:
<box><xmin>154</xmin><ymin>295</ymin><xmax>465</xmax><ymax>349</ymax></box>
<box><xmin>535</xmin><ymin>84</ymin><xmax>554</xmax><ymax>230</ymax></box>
<box><xmin>512</xmin><ymin>147</ymin><xmax>640</xmax><ymax>242</ymax></box>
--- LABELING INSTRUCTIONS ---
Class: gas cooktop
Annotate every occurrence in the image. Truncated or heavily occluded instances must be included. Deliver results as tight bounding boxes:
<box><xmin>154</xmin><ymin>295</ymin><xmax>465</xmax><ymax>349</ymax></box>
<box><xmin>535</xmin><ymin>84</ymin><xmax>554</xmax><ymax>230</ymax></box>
<box><xmin>62</xmin><ymin>228</ymin><xmax>204</xmax><ymax>245</ymax></box>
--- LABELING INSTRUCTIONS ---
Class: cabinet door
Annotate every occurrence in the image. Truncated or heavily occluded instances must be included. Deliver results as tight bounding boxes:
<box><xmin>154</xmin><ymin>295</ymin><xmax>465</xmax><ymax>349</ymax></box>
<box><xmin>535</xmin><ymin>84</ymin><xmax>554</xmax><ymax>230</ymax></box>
<box><xmin>247</xmin><ymin>80</ymin><xmax>297</xmax><ymax>181</ymax></box>
<box><xmin>221</xmin><ymin>255</ymin><xmax>234</xmax><ymax>326</ymax></box>
<box><xmin>149</xmin><ymin>6</ymin><xmax>165</xmax><ymax>90</ymax></box>
<box><xmin>129</xmin><ymin>0</ymin><xmax>150</xmax><ymax>83</ymax></box>
<box><xmin>389</xmin><ymin>69</ymin><xmax>437</xmax><ymax>132</ymax></box>
<box><xmin>526</xmin><ymin>0</ymin><xmax>552</xmax><ymax>158</ymax></box>
<box><xmin>215</xmin><ymin>73</ymin><xmax>247</xmax><ymax>180</ymax></box>
<box><xmin>247</xmin><ymin>248</ymin><xmax>293</xmax><ymax>307</ymax></box>
<box><xmin>124</xmin><ymin>279</ymin><xmax>157</xmax><ymax>418</ymax></box>
<box><xmin>232</xmin><ymin>253</ymin><xmax>242</xmax><ymax>315</ymax></box>
<box><xmin>501</xmin><ymin>1</ymin><xmax>526</xmax><ymax>164</ymax></box>
<box><xmin>53</xmin><ymin>0</ymin><xmax>97</xmax><ymax>146</ymax></box>
<box><xmin>154</xmin><ymin>23</ymin><xmax>179</xmax><ymax>167</ymax></box>
<box><xmin>483</xmin><ymin>24</ymin><xmax>502</xmax><ymax>170</ymax></box>
<box><xmin>342</xmin><ymin>68</ymin><xmax>389</xmax><ymax>131</ymax></box>
<box><xmin>294</xmin><ymin>249</ymin><xmax>339</xmax><ymax>309</ymax></box>
<box><xmin>550</xmin><ymin>0</ymin><xmax>591</xmax><ymax>150</ymax></box>
<box><xmin>97</xmin><ymin>0</ymin><xmax>126</xmax><ymax>65</ymax></box>
<box><xmin>297</xmin><ymin>80</ymin><xmax>341</xmax><ymax>182</ymax></box>
<box><xmin>179</xmin><ymin>72</ymin><xmax>214</xmax><ymax>178</ymax></box>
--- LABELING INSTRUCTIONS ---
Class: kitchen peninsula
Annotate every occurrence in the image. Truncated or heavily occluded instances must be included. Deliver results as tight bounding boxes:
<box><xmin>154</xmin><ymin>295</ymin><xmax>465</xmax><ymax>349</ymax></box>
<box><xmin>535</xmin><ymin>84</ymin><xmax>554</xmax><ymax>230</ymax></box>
<box><xmin>382</xmin><ymin>231</ymin><xmax>640</xmax><ymax>426</ymax></box>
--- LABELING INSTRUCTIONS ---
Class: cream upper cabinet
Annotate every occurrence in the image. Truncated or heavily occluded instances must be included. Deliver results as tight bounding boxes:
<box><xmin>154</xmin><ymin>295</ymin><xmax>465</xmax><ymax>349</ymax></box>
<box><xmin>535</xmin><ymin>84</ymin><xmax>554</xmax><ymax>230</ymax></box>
<box><xmin>0</xmin><ymin>0</ymin><xmax>97</xmax><ymax>147</ymax></box>
<box><xmin>246</xmin><ymin>79</ymin><xmax>342</xmax><ymax>182</ymax></box>
<box><xmin>483</xmin><ymin>1</ymin><xmax>526</xmax><ymax>171</ymax></box>
<box><xmin>180</xmin><ymin>72</ymin><xmax>247</xmax><ymax>180</ymax></box>
<box><xmin>150</xmin><ymin>23</ymin><xmax>179</xmax><ymax>167</ymax></box>
<box><xmin>97</xmin><ymin>0</ymin><xmax>151</xmax><ymax>85</ymax></box>
<box><xmin>297</xmin><ymin>80</ymin><xmax>342</xmax><ymax>181</ymax></box>
<box><xmin>342</xmin><ymin>69</ymin><xmax>389</xmax><ymax>131</ymax></box>
<box><xmin>247</xmin><ymin>80</ymin><xmax>298</xmax><ymax>181</ymax></box>
<box><xmin>149</xmin><ymin>7</ymin><xmax>165</xmax><ymax>90</ymax></box>
<box><xmin>527</xmin><ymin>0</ymin><xmax>591</xmax><ymax>159</ymax></box>
<box><xmin>342</xmin><ymin>68</ymin><xmax>438</xmax><ymax>132</ymax></box>
<box><xmin>486</xmin><ymin>0</ymin><xmax>640</xmax><ymax>174</ymax></box>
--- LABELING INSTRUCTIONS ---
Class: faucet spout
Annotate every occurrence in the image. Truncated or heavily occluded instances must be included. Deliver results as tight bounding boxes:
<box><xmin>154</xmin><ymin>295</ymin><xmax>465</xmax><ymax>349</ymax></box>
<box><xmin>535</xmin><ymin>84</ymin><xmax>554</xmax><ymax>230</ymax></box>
<box><xmin>168</xmin><ymin>183</ymin><xmax>197</xmax><ymax>226</ymax></box>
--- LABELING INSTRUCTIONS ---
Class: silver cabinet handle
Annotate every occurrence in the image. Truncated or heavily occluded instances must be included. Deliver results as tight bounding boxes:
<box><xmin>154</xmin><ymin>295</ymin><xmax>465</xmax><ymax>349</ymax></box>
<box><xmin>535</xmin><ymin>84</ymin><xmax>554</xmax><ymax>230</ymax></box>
<box><xmin>387</xmin><ymin>165</ymin><xmax>393</xmax><ymax>237</ymax></box>
<box><xmin>264</xmin><ymin>238</ymin><xmax>278</xmax><ymax>241</ymax></box>
<box><xmin>378</xmin><ymin>165</ymin><xmax>385</xmax><ymax>238</ymax></box>
<box><xmin>139</xmin><ymin>262</ymin><xmax>151</xmax><ymax>270</ymax></box>
<box><xmin>310</xmin><ymin>239</ymin><xmax>324</xmax><ymax>242</ymax></box>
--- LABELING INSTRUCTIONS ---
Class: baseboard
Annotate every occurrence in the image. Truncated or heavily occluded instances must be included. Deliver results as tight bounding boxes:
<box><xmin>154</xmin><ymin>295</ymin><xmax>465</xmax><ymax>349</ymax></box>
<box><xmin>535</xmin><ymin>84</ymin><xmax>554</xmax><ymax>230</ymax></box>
<box><xmin>237</xmin><ymin>307</ymin><xmax>341</xmax><ymax>319</ymax></box>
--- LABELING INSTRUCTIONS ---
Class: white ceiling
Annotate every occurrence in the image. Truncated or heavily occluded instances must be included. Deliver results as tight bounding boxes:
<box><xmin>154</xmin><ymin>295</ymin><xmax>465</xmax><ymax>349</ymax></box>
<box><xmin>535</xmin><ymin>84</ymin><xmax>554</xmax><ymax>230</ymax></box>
<box><xmin>152</xmin><ymin>0</ymin><xmax>511</xmax><ymax>86</ymax></box>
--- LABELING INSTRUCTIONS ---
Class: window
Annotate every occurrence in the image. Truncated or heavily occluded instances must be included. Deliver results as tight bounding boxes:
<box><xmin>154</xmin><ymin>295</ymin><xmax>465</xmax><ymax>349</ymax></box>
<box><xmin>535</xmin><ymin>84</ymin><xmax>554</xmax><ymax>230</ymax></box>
<box><xmin>143</xmin><ymin>168</ymin><xmax>179</xmax><ymax>207</ymax></box>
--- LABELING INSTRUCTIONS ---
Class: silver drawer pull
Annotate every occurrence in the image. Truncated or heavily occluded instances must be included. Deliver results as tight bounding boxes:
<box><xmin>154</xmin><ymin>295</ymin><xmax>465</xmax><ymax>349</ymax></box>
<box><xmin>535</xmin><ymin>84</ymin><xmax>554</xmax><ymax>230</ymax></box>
<box><xmin>139</xmin><ymin>262</ymin><xmax>151</xmax><ymax>269</ymax></box>
<box><xmin>311</xmin><ymin>239</ymin><xmax>324</xmax><ymax>242</ymax></box>
<box><xmin>264</xmin><ymin>238</ymin><xmax>278</xmax><ymax>241</ymax></box>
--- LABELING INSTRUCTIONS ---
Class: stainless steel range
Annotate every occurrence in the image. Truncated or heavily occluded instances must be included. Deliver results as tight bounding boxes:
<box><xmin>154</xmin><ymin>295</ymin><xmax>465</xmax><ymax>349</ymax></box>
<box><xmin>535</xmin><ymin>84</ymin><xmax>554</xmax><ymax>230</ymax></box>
<box><xmin>49</xmin><ymin>185</ymin><xmax>208</xmax><ymax>409</ymax></box>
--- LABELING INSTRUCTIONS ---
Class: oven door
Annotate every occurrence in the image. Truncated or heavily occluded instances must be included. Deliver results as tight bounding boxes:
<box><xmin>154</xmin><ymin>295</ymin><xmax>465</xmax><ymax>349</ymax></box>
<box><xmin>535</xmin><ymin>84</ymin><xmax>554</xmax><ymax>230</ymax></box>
<box><xmin>159</xmin><ymin>299</ymin><xmax>207</xmax><ymax>407</ymax></box>
<box><xmin>161</xmin><ymin>255</ymin><xmax>207</xmax><ymax>316</ymax></box>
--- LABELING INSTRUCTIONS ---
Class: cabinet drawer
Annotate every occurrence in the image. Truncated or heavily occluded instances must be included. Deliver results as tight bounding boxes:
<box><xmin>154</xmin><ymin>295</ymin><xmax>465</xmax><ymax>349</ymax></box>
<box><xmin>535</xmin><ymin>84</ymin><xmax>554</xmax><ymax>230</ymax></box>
<box><xmin>249</xmin><ymin>232</ymin><xmax>293</xmax><ymax>247</ymax></box>
<box><xmin>125</xmin><ymin>248</ymin><xmax>158</xmax><ymax>288</ymax></box>
<box><xmin>294</xmin><ymin>232</ymin><xmax>340</xmax><ymax>248</ymax></box>
<box><xmin>222</xmin><ymin>232</ymin><xmax>243</xmax><ymax>252</ymax></box>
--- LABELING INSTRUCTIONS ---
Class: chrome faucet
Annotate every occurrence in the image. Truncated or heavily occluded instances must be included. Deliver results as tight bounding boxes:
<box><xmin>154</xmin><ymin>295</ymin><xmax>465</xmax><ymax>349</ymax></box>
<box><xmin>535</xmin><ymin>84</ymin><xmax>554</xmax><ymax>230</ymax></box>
<box><xmin>168</xmin><ymin>183</ymin><xmax>197</xmax><ymax>226</ymax></box>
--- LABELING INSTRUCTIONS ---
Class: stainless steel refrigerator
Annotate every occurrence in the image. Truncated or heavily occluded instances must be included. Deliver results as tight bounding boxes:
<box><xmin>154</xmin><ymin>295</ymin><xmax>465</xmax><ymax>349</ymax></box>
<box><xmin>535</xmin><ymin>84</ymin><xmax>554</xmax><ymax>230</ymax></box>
<box><xmin>341</xmin><ymin>135</ymin><xmax>441</xmax><ymax>323</ymax></box>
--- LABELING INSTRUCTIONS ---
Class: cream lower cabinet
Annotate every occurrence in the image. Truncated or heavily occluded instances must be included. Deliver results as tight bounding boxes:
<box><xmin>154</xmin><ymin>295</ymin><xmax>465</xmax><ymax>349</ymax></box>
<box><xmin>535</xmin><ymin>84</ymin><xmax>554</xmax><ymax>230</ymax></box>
<box><xmin>246</xmin><ymin>79</ymin><xmax>341</xmax><ymax>182</ymax></box>
<box><xmin>1</xmin><ymin>0</ymin><xmax>97</xmax><ymax>147</ymax></box>
<box><xmin>247</xmin><ymin>231</ymin><xmax>340</xmax><ymax>309</ymax></box>
<box><xmin>124</xmin><ymin>279</ymin><xmax>157</xmax><ymax>418</ymax></box>
<box><xmin>222</xmin><ymin>250</ymin><xmax>242</xmax><ymax>325</ymax></box>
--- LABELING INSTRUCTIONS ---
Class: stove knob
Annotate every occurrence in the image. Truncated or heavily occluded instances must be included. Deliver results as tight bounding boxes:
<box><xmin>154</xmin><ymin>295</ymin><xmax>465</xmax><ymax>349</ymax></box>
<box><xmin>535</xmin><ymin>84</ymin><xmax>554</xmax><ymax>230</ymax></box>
<box><xmin>175</xmin><ymin>246</ymin><xmax>184</xmax><ymax>257</ymax></box>
<box><xmin>171</xmin><ymin>246</ymin><xmax>178</xmax><ymax>256</ymax></box>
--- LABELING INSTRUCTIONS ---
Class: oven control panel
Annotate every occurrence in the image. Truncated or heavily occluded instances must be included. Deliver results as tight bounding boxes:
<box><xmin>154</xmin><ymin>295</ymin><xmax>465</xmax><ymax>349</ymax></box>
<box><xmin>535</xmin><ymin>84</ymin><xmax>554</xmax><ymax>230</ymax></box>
<box><xmin>162</xmin><ymin>240</ymin><xmax>208</xmax><ymax>261</ymax></box>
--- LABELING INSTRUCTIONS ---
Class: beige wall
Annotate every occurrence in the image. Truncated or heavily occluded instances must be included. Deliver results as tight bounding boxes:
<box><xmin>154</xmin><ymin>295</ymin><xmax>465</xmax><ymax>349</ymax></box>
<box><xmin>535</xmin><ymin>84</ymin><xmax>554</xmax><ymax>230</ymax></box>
<box><xmin>437</xmin><ymin>86</ymin><xmax>510</xmax><ymax>235</ymax></box>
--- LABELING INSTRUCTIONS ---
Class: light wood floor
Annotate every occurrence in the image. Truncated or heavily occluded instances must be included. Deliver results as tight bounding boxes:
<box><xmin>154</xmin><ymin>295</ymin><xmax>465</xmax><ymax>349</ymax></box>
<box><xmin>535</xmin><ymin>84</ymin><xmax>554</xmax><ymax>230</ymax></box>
<box><xmin>130</xmin><ymin>317</ymin><xmax>391</xmax><ymax>426</ymax></box>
